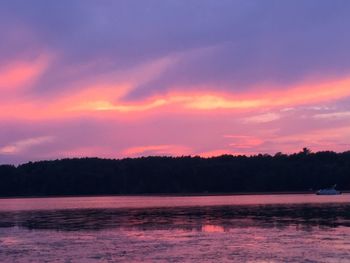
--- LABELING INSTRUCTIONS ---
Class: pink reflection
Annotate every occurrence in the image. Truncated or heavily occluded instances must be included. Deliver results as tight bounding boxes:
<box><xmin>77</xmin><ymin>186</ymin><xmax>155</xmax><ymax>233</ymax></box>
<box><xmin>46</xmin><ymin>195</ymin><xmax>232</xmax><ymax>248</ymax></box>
<box><xmin>1</xmin><ymin>237</ymin><xmax>21</xmax><ymax>245</ymax></box>
<box><xmin>202</xmin><ymin>224</ymin><xmax>224</xmax><ymax>233</ymax></box>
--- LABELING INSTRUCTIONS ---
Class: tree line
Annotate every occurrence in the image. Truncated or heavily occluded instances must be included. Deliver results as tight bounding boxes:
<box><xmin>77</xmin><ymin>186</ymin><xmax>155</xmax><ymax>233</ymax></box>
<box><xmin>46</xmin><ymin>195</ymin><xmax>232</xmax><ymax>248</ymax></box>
<box><xmin>1</xmin><ymin>149</ymin><xmax>350</xmax><ymax>197</ymax></box>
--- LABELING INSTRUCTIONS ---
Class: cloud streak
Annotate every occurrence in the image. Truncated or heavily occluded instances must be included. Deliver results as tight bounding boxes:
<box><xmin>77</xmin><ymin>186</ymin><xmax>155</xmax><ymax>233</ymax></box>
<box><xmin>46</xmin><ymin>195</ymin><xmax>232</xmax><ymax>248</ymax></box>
<box><xmin>0</xmin><ymin>55</ymin><xmax>51</xmax><ymax>93</ymax></box>
<box><xmin>2</xmin><ymin>75</ymin><xmax>350</xmax><ymax>121</ymax></box>
<box><xmin>0</xmin><ymin>136</ymin><xmax>54</xmax><ymax>155</ymax></box>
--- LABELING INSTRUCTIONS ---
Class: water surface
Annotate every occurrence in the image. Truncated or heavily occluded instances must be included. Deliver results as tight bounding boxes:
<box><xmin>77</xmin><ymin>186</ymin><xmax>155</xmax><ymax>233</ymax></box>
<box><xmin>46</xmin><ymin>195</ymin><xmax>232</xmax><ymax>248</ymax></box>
<box><xmin>1</xmin><ymin>194</ymin><xmax>349</xmax><ymax>262</ymax></box>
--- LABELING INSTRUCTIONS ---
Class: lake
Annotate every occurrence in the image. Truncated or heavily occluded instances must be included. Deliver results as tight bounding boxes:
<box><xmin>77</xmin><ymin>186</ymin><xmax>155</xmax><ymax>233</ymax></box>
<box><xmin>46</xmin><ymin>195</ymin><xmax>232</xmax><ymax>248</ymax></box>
<box><xmin>1</xmin><ymin>194</ymin><xmax>350</xmax><ymax>262</ymax></box>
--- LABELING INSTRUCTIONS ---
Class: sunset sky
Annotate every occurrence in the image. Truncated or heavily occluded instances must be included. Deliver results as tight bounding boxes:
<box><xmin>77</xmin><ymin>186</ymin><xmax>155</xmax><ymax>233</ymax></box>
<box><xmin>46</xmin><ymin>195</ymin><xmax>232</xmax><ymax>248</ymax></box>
<box><xmin>1</xmin><ymin>0</ymin><xmax>350</xmax><ymax>164</ymax></box>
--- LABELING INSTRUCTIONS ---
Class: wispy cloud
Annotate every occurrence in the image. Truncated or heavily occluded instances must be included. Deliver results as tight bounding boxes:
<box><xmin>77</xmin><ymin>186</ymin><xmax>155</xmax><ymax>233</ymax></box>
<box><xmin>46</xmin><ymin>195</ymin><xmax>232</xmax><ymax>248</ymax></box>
<box><xmin>0</xmin><ymin>136</ymin><xmax>54</xmax><ymax>154</ymax></box>
<box><xmin>226</xmin><ymin>135</ymin><xmax>264</xmax><ymax>149</ymax></box>
<box><xmin>313</xmin><ymin>111</ymin><xmax>350</xmax><ymax>120</ymax></box>
<box><xmin>243</xmin><ymin>113</ymin><xmax>281</xmax><ymax>124</ymax></box>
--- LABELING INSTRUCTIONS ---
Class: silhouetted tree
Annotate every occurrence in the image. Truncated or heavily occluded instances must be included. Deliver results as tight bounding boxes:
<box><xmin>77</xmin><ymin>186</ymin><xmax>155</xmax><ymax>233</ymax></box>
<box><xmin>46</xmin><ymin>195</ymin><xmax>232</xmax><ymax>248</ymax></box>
<box><xmin>0</xmin><ymin>149</ymin><xmax>349</xmax><ymax>197</ymax></box>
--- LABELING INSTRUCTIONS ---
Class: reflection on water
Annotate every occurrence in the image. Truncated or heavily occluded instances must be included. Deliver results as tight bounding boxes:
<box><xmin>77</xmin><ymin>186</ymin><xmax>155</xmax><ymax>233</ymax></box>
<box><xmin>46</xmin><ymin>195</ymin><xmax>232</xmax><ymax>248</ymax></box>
<box><xmin>1</xmin><ymin>204</ymin><xmax>350</xmax><ymax>231</ymax></box>
<box><xmin>202</xmin><ymin>224</ymin><xmax>225</xmax><ymax>233</ymax></box>
<box><xmin>1</xmin><ymin>195</ymin><xmax>350</xmax><ymax>262</ymax></box>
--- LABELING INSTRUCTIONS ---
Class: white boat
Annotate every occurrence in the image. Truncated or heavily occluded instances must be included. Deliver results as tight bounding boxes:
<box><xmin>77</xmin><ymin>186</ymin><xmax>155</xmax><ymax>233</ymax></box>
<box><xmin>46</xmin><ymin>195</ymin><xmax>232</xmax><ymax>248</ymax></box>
<box><xmin>316</xmin><ymin>185</ymin><xmax>341</xmax><ymax>195</ymax></box>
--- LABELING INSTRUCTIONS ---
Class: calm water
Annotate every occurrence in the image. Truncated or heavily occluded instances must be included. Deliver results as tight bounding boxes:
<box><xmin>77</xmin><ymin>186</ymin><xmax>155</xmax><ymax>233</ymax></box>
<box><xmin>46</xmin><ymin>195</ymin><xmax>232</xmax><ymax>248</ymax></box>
<box><xmin>1</xmin><ymin>194</ymin><xmax>350</xmax><ymax>262</ymax></box>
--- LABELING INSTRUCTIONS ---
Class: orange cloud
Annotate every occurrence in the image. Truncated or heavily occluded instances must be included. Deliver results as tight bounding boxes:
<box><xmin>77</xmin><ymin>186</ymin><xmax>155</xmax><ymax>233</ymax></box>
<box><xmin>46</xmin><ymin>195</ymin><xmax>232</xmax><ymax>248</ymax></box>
<box><xmin>66</xmin><ymin>75</ymin><xmax>350</xmax><ymax>115</ymax></box>
<box><xmin>71</xmin><ymin>98</ymin><xmax>167</xmax><ymax>113</ymax></box>
<box><xmin>2</xmin><ymin>74</ymin><xmax>350</xmax><ymax>121</ymax></box>
<box><xmin>181</xmin><ymin>76</ymin><xmax>350</xmax><ymax>110</ymax></box>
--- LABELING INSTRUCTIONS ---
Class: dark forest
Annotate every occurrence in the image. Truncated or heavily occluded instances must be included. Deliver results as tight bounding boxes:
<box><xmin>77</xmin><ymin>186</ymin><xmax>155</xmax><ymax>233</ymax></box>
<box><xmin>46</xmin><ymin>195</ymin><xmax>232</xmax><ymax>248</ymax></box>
<box><xmin>1</xmin><ymin>149</ymin><xmax>350</xmax><ymax>197</ymax></box>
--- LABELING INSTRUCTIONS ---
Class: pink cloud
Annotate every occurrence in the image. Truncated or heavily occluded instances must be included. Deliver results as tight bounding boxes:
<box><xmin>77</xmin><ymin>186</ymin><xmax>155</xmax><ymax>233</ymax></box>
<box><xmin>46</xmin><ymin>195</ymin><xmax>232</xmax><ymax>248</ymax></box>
<box><xmin>122</xmin><ymin>144</ymin><xmax>192</xmax><ymax>157</ymax></box>
<box><xmin>0</xmin><ymin>54</ymin><xmax>51</xmax><ymax>93</ymax></box>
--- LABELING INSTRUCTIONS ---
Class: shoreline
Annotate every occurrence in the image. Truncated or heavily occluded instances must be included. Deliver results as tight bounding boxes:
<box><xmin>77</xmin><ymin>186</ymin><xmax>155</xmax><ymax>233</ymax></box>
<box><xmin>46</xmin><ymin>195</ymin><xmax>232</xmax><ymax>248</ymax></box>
<box><xmin>2</xmin><ymin>191</ymin><xmax>348</xmax><ymax>200</ymax></box>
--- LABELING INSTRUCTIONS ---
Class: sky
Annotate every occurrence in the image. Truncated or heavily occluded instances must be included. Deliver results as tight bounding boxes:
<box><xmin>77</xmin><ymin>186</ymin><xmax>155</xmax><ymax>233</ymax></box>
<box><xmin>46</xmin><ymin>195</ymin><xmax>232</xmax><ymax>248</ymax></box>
<box><xmin>1</xmin><ymin>0</ymin><xmax>350</xmax><ymax>164</ymax></box>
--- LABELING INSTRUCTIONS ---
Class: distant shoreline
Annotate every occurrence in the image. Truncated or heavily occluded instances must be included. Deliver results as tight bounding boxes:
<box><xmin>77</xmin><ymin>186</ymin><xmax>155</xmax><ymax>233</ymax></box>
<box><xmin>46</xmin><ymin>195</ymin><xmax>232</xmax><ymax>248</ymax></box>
<box><xmin>2</xmin><ymin>191</ymin><xmax>349</xmax><ymax>199</ymax></box>
<box><xmin>2</xmin><ymin>154</ymin><xmax>349</xmax><ymax>198</ymax></box>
